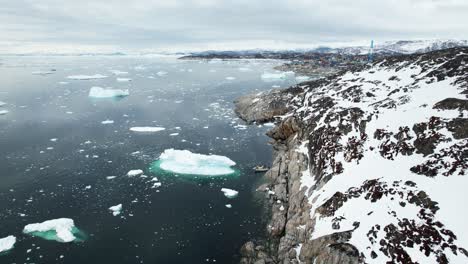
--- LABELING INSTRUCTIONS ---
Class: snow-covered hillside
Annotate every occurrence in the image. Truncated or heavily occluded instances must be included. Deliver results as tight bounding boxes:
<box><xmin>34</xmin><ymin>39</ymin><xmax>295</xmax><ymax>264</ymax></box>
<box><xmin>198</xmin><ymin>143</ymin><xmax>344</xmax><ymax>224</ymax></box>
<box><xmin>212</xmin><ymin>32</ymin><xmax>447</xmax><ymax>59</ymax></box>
<box><xmin>238</xmin><ymin>47</ymin><xmax>468</xmax><ymax>264</ymax></box>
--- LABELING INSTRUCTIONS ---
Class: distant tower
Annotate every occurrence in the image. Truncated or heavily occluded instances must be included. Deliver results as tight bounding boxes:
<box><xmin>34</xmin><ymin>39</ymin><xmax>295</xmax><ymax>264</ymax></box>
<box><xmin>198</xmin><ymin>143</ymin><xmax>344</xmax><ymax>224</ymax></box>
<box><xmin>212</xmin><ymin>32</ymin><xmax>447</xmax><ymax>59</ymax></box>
<box><xmin>368</xmin><ymin>40</ymin><xmax>374</xmax><ymax>63</ymax></box>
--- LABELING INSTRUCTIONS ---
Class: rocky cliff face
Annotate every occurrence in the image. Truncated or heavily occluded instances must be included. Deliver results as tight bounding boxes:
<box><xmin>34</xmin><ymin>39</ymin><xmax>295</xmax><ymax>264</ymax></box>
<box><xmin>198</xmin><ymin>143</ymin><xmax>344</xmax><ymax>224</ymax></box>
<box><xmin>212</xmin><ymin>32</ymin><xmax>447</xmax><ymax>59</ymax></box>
<box><xmin>237</xmin><ymin>48</ymin><xmax>468</xmax><ymax>264</ymax></box>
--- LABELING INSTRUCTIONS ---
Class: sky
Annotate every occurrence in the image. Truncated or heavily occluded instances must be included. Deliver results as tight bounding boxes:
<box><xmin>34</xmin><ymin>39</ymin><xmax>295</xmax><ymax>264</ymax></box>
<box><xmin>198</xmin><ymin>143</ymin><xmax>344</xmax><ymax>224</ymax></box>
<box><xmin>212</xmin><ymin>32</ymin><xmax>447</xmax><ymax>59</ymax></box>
<box><xmin>0</xmin><ymin>0</ymin><xmax>467</xmax><ymax>53</ymax></box>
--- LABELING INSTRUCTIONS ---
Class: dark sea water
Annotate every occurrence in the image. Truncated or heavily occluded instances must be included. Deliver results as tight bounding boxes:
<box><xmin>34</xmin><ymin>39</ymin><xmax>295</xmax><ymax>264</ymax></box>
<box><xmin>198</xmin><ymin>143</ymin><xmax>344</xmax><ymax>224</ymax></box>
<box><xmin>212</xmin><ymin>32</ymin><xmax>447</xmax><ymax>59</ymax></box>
<box><xmin>0</xmin><ymin>55</ymin><xmax>296</xmax><ymax>264</ymax></box>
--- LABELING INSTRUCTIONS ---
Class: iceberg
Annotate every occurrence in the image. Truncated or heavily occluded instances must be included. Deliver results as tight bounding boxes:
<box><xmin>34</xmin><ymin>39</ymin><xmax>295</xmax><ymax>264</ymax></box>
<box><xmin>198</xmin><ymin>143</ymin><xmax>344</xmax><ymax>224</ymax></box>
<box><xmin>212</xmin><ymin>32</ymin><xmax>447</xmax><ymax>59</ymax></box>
<box><xmin>261</xmin><ymin>71</ymin><xmax>295</xmax><ymax>81</ymax></box>
<box><xmin>23</xmin><ymin>218</ymin><xmax>85</xmax><ymax>243</ymax></box>
<box><xmin>129</xmin><ymin>127</ymin><xmax>165</xmax><ymax>133</ymax></box>
<box><xmin>109</xmin><ymin>204</ymin><xmax>122</xmax><ymax>216</ymax></box>
<box><xmin>225</xmin><ymin>76</ymin><xmax>236</xmax><ymax>80</ymax></box>
<box><xmin>0</xmin><ymin>101</ymin><xmax>5</xmax><ymax>107</ymax></box>
<box><xmin>67</xmin><ymin>74</ymin><xmax>108</xmax><ymax>80</ymax></box>
<box><xmin>32</xmin><ymin>69</ymin><xmax>56</xmax><ymax>75</ymax></box>
<box><xmin>101</xmin><ymin>119</ymin><xmax>114</xmax><ymax>124</ymax></box>
<box><xmin>0</xmin><ymin>110</ymin><xmax>8</xmax><ymax>115</ymax></box>
<box><xmin>116</xmin><ymin>78</ymin><xmax>132</xmax><ymax>82</ymax></box>
<box><xmin>0</xmin><ymin>236</ymin><xmax>16</xmax><ymax>254</ymax></box>
<box><xmin>127</xmin><ymin>169</ymin><xmax>144</xmax><ymax>177</ymax></box>
<box><xmin>221</xmin><ymin>188</ymin><xmax>238</xmax><ymax>198</ymax></box>
<box><xmin>88</xmin><ymin>86</ymin><xmax>129</xmax><ymax>98</ymax></box>
<box><xmin>151</xmin><ymin>149</ymin><xmax>237</xmax><ymax>177</ymax></box>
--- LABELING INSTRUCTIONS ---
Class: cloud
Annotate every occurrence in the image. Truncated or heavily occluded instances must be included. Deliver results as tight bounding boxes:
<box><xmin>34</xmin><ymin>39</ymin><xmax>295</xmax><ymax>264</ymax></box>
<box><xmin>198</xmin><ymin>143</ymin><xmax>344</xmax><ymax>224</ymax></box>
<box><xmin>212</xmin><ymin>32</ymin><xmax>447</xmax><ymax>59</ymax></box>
<box><xmin>0</xmin><ymin>0</ymin><xmax>467</xmax><ymax>53</ymax></box>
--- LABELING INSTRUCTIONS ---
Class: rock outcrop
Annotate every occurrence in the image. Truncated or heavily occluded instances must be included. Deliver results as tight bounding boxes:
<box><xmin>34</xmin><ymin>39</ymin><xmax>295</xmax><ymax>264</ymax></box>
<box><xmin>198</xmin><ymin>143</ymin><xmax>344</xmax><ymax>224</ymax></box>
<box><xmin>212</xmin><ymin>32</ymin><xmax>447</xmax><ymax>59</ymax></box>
<box><xmin>238</xmin><ymin>47</ymin><xmax>468</xmax><ymax>264</ymax></box>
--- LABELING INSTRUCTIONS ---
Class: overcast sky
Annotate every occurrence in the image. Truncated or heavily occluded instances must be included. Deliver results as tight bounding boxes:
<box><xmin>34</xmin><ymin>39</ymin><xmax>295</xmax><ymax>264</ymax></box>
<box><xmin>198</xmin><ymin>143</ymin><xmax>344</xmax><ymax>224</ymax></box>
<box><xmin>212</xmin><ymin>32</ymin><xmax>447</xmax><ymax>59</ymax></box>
<box><xmin>1</xmin><ymin>0</ymin><xmax>467</xmax><ymax>53</ymax></box>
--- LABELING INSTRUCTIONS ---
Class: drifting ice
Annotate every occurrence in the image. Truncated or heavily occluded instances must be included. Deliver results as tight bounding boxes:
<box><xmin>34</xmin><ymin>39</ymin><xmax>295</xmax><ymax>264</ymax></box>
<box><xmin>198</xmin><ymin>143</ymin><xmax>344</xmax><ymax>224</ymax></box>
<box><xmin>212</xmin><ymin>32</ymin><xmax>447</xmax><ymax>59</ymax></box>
<box><xmin>23</xmin><ymin>218</ymin><xmax>82</xmax><ymax>243</ymax></box>
<box><xmin>0</xmin><ymin>101</ymin><xmax>5</xmax><ymax>107</ymax></box>
<box><xmin>0</xmin><ymin>236</ymin><xmax>16</xmax><ymax>254</ymax></box>
<box><xmin>221</xmin><ymin>188</ymin><xmax>239</xmax><ymax>198</ymax></box>
<box><xmin>89</xmin><ymin>86</ymin><xmax>129</xmax><ymax>98</ymax></box>
<box><xmin>261</xmin><ymin>71</ymin><xmax>294</xmax><ymax>81</ymax></box>
<box><xmin>130</xmin><ymin>127</ymin><xmax>165</xmax><ymax>132</ymax></box>
<box><xmin>67</xmin><ymin>74</ymin><xmax>107</xmax><ymax>80</ymax></box>
<box><xmin>0</xmin><ymin>110</ymin><xmax>9</xmax><ymax>115</ymax></box>
<box><xmin>153</xmin><ymin>149</ymin><xmax>236</xmax><ymax>176</ymax></box>
<box><xmin>109</xmin><ymin>204</ymin><xmax>122</xmax><ymax>216</ymax></box>
<box><xmin>127</xmin><ymin>169</ymin><xmax>144</xmax><ymax>177</ymax></box>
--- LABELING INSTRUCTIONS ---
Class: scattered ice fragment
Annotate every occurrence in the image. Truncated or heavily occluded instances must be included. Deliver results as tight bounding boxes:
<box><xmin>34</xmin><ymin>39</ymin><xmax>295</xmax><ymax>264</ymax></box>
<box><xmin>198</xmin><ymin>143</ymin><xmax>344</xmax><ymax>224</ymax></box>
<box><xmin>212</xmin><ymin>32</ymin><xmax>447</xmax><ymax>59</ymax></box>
<box><xmin>84</xmin><ymin>185</ymin><xmax>91</xmax><ymax>190</ymax></box>
<box><xmin>0</xmin><ymin>101</ymin><xmax>5</xmax><ymax>107</ymax></box>
<box><xmin>169</xmin><ymin>133</ymin><xmax>179</xmax><ymax>136</ymax></box>
<box><xmin>127</xmin><ymin>169</ymin><xmax>144</xmax><ymax>177</ymax></box>
<box><xmin>130</xmin><ymin>127</ymin><xmax>165</xmax><ymax>133</ymax></box>
<box><xmin>0</xmin><ymin>236</ymin><xmax>16</xmax><ymax>254</ymax></box>
<box><xmin>32</xmin><ymin>69</ymin><xmax>56</xmax><ymax>75</ymax></box>
<box><xmin>23</xmin><ymin>218</ymin><xmax>81</xmax><ymax>242</ymax></box>
<box><xmin>152</xmin><ymin>182</ymin><xmax>162</xmax><ymax>188</ymax></box>
<box><xmin>280</xmin><ymin>205</ymin><xmax>285</xmax><ymax>211</ymax></box>
<box><xmin>225</xmin><ymin>76</ymin><xmax>236</xmax><ymax>80</ymax></box>
<box><xmin>261</xmin><ymin>71</ymin><xmax>294</xmax><ymax>81</ymax></box>
<box><xmin>101</xmin><ymin>119</ymin><xmax>114</xmax><ymax>124</ymax></box>
<box><xmin>156</xmin><ymin>71</ymin><xmax>168</xmax><ymax>76</ymax></box>
<box><xmin>221</xmin><ymin>188</ymin><xmax>239</xmax><ymax>199</ymax></box>
<box><xmin>50</xmin><ymin>138</ymin><xmax>58</xmax><ymax>142</ymax></box>
<box><xmin>0</xmin><ymin>110</ymin><xmax>9</xmax><ymax>115</ymax></box>
<box><xmin>225</xmin><ymin>204</ymin><xmax>232</xmax><ymax>208</ymax></box>
<box><xmin>152</xmin><ymin>149</ymin><xmax>236</xmax><ymax>176</ymax></box>
<box><xmin>67</xmin><ymin>74</ymin><xmax>107</xmax><ymax>80</ymax></box>
<box><xmin>116</xmin><ymin>78</ymin><xmax>132</xmax><ymax>82</ymax></box>
<box><xmin>89</xmin><ymin>86</ymin><xmax>129</xmax><ymax>98</ymax></box>
<box><xmin>109</xmin><ymin>204</ymin><xmax>122</xmax><ymax>216</ymax></box>
<box><xmin>110</xmin><ymin>70</ymin><xmax>128</xmax><ymax>75</ymax></box>
<box><xmin>106</xmin><ymin>176</ymin><xmax>116</xmax><ymax>180</ymax></box>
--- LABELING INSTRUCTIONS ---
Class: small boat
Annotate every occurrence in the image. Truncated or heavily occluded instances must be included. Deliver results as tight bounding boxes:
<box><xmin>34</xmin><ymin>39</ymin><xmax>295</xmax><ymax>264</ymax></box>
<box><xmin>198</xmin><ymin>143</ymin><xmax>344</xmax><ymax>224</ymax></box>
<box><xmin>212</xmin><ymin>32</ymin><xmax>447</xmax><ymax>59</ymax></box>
<box><xmin>253</xmin><ymin>165</ymin><xmax>269</xmax><ymax>173</ymax></box>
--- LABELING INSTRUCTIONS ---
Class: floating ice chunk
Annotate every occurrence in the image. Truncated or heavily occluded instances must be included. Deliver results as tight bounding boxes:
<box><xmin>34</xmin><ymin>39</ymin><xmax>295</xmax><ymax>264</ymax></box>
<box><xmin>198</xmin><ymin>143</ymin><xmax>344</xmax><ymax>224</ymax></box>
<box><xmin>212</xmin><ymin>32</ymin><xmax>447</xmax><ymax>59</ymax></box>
<box><xmin>110</xmin><ymin>70</ymin><xmax>128</xmax><ymax>75</ymax></box>
<box><xmin>261</xmin><ymin>71</ymin><xmax>294</xmax><ymax>81</ymax></box>
<box><xmin>109</xmin><ymin>204</ymin><xmax>122</xmax><ymax>216</ymax></box>
<box><xmin>101</xmin><ymin>119</ymin><xmax>114</xmax><ymax>124</ymax></box>
<box><xmin>106</xmin><ymin>176</ymin><xmax>117</xmax><ymax>180</ymax></box>
<box><xmin>153</xmin><ymin>149</ymin><xmax>236</xmax><ymax>176</ymax></box>
<box><xmin>50</xmin><ymin>138</ymin><xmax>58</xmax><ymax>142</ymax></box>
<box><xmin>116</xmin><ymin>78</ymin><xmax>132</xmax><ymax>82</ymax></box>
<box><xmin>169</xmin><ymin>133</ymin><xmax>179</xmax><ymax>136</ymax></box>
<box><xmin>225</xmin><ymin>76</ymin><xmax>236</xmax><ymax>80</ymax></box>
<box><xmin>0</xmin><ymin>236</ymin><xmax>16</xmax><ymax>254</ymax></box>
<box><xmin>58</xmin><ymin>81</ymin><xmax>69</xmax><ymax>85</ymax></box>
<box><xmin>88</xmin><ymin>86</ymin><xmax>129</xmax><ymax>98</ymax></box>
<box><xmin>152</xmin><ymin>182</ymin><xmax>162</xmax><ymax>188</ymax></box>
<box><xmin>295</xmin><ymin>76</ymin><xmax>310</xmax><ymax>82</ymax></box>
<box><xmin>23</xmin><ymin>218</ymin><xmax>80</xmax><ymax>243</ymax></box>
<box><xmin>225</xmin><ymin>204</ymin><xmax>232</xmax><ymax>208</ymax></box>
<box><xmin>0</xmin><ymin>110</ymin><xmax>9</xmax><ymax>115</ymax></box>
<box><xmin>67</xmin><ymin>74</ymin><xmax>107</xmax><ymax>80</ymax></box>
<box><xmin>221</xmin><ymin>188</ymin><xmax>238</xmax><ymax>198</ymax></box>
<box><xmin>156</xmin><ymin>71</ymin><xmax>168</xmax><ymax>76</ymax></box>
<box><xmin>127</xmin><ymin>169</ymin><xmax>144</xmax><ymax>177</ymax></box>
<box><xmin>32</xmin><ymin>69</ymin><xmax>56</xmax><ymax>75</ymax></box>
<box><xmin>0</xmin><ymin>101</ymin><xmax>5</xmax><ymax>107</ymax></box>
<box><xmin>130</xmin><ymin>127</ymin><xmax>165</xmax><ymax>133</ymax></box>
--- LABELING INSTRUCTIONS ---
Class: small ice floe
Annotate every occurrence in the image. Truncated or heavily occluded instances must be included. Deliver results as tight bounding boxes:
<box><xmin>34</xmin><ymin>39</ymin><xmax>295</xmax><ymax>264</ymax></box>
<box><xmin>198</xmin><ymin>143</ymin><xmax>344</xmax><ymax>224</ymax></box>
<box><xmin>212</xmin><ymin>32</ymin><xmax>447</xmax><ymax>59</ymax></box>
<box><xmin>152</xmin><ymin>182</ymin><xmax>162</xmax><ymax>189</ymax></box>
<box><xmin>84</xmin><ymin>185</ymin><xmax>91</xmax><ymax>190</ymax></box>
<box><xmin>156</xmin><ymin>71</ymin><xmax>168</xmax><ymax>76</ymax></box>
<box><xmin>221</xmin><ymin>188</ymin><xmax>239</xmax><ymax>199</ymax></box>
<box><xmin>225</xmin><ymin>76</ymin><xmax>236</xmax><ymax>80</ymax></box>
<box><xmin>261</xmin><ymin>71</ymin><xmax>294</xmax><ymax>81</ymax></box>
<box><xmin>169</xmin><ymin>133</ymin><xmax>179</xmax><ymax>136</ymax></box>
<box><xmin>0</xmin><ymin>236</ymin><xmax>16</xmax><ymax>254</ymax></box>
<box><xmin>127</xmin><ymin>169</ymin><xmax>144</xmax><ymax>177</ymax></box>
<box><xmin>101</xmin><ymin>119</ymin><xmax>114</xmax><ymax>125</ymax></box>
<box><xmin>32</xmin><ymin>69</ymin><xmax>56</xmax><ymax>75</ymax></box>
<box><xmin>67</xmin><ymin>74</ymin><xmax>107</xmax><ymax>80</ymax></box>
<box><xmin>58</xmin><ymin>81</ymin><xmax>69</xmax><ymax>85</ymax></box>
<box><xmin>106</xmin><ymin>176</ymin><xmax>117</xmax><ymax>180</ymax></box>
<box><xmin>153</xmin><ymin>149</ymin><xmax>236</xmax><ymax>176</ymax></box>
<box><xmin>279</xmin><ymin>205</ymin><xmax>285</xmax><ymax>211</ymax></box>
<box><xmin>0</xmin><ymin>110</ymin><xmax>9</xmax><ymax>115</ymax></box>
<box><xmin>23</xmin><ymin>218</ymin><xmax>81</xmax><ymax>243</ymax></box>
<box><xmin>0</xmin><ymin>101</ymin><xmax>6</xmax><ymax>107</ymax></box>
<box><xmin>129</xmin><ymin>127</ymin><xmax>165</xmax><ymax>133</ymax></box>
<box><xmin>89</xmin><ymin>86</ymin><xmax>129</xmax><ymax>98</ymax></box>
<box><xmin>295</xmin><ymin>76</ymin><xmax>310</xmax><ymax>82</ymax></box>
<box><xmin>50</xmin><ymin>138</ymin><xmax>58</xmax><ymax>142</ymax></box>
<box><xmin>110</xmin><ymin>70</ymin><xmax>128</xmax><ymax>75</ymax></box>
<box><xmin>225</xmin><ymin>204</ymin><xmax>232</xmax><ymax>208</ymax></box>
<box><xmin>116</xmin><ymin>78</ymin><xmax>132</xmax><ymax>82</ymax></box>
<box><xmin>109</xmin><ymin>204</ymin><xmax>122</xmax><ymax>216</ymax></box>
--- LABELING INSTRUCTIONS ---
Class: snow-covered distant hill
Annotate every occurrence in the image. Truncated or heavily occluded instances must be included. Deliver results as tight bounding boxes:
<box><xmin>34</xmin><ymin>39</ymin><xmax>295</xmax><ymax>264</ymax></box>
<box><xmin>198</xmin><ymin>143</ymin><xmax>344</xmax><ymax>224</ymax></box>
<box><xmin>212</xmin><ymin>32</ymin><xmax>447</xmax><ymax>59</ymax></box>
<box><xmin>236</xmin><ymin>47</ymin><xmax>468</xmax><ymax>264</ymax></box>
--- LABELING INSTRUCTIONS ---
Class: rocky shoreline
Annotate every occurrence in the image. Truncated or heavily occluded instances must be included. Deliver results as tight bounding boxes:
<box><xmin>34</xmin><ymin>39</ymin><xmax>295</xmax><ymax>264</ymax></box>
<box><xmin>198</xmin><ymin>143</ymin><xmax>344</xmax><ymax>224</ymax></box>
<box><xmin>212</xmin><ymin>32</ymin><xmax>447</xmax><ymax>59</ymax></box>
<box><xmin>235</xmin><ymin>47</ymin><xmax>468</xmax><ymax>264</ymax></box>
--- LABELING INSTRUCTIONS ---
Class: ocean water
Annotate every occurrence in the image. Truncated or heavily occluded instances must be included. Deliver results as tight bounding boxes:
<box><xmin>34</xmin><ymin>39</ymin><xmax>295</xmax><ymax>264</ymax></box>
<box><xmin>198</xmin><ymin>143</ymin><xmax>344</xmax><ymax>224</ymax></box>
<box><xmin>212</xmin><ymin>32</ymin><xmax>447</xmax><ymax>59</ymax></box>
<box><xmin>0</xmin><ymin>55</ymin><xmax>297</xmax><ymax>263</ymax></box>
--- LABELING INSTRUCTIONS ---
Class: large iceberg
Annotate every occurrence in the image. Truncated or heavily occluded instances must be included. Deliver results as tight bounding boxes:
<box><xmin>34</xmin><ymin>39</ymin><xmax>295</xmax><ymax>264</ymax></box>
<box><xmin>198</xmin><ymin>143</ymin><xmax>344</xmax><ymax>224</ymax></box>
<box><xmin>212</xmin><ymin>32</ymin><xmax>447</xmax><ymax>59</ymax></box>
<box><xmin>89</xmin><ymin>86</ymin><xmax>129</xmax><ymax>98</ymax></box>
<box><xmin>151</xmin><ymin>149</ymin><xmax>236</xmax><ymax>176</ymax></box>
<box><xmin>67</xmin><ymin>74</ymin><xmax>108</xmax><ymax>80</ymax></box>
<box><xmin>23</xmin><ymin>218</ymin><xmax>85</xmax><ymax>243</ymax></box>
<box><xmin>0</xmin><ymin>236</ymin><xmax>16</xmax><ymax>254</ymax></box>
<box><xmin>261</xmin><ymin>71</ymin><xmax>295</xmax><ymax>81</ymax></box>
